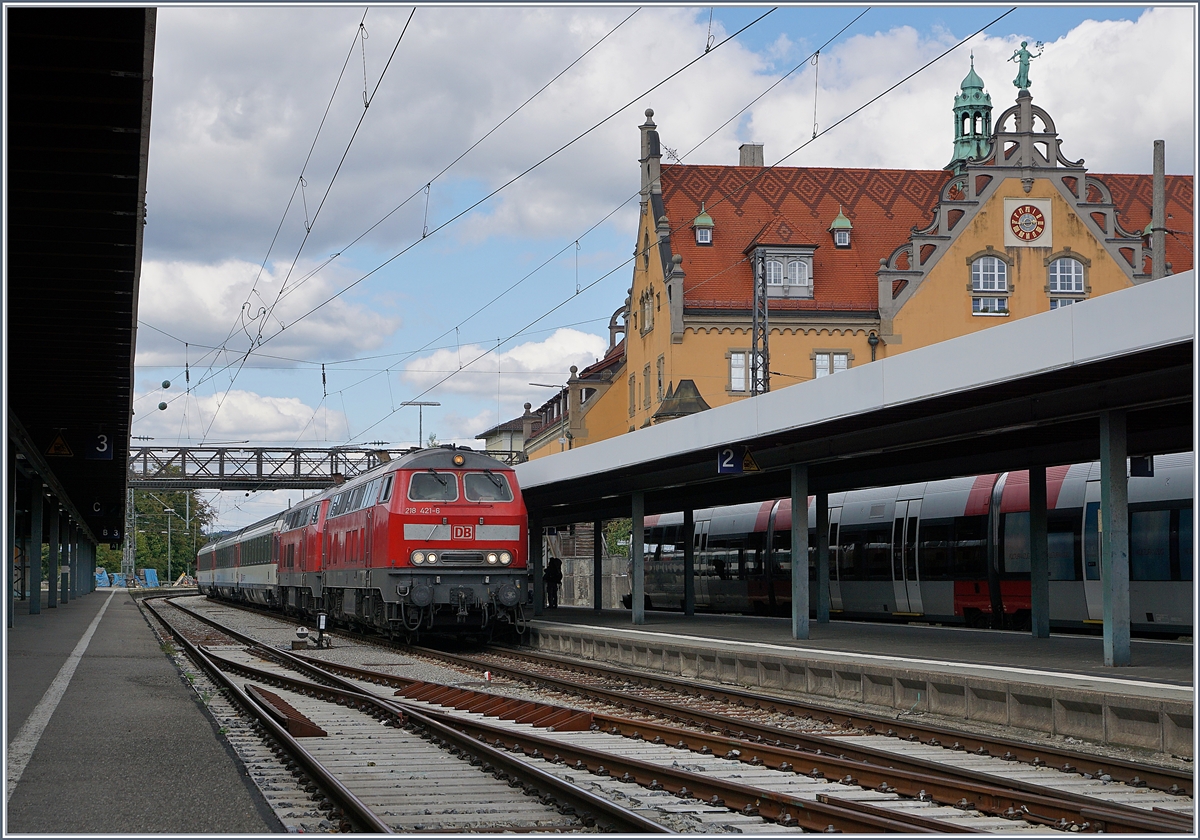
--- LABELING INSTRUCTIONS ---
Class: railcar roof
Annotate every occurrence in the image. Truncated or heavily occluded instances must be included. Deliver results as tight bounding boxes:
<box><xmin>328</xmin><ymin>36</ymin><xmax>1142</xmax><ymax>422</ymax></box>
<box><xmin>393</xmin><ymin>446</ymin><xmax>515</xmax><ymax>472</ymax></box>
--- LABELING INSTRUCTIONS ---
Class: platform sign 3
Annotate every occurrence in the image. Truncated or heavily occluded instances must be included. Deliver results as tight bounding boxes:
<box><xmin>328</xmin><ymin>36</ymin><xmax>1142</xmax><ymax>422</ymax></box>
<box><xmin>84</xmin><ymin>432</ymin><xmax>113</xmax><ymax>460</ymax></box>
<box><xmin>717</xmin><ymin>446</ymin><xmax>760</xmax><ymax>474</ymax></box>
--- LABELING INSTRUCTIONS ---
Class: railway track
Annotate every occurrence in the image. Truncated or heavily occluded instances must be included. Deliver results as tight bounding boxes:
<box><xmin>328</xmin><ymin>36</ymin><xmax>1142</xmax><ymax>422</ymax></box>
<box><xmin>157</xmin><ymin>596</ymin><xmax>1194</xmax><ymax>833</ymax></box>
<box><xmin>144</xmin><ymin>598</ymin><xmax>664</xmax><ymax>833</ymax></box>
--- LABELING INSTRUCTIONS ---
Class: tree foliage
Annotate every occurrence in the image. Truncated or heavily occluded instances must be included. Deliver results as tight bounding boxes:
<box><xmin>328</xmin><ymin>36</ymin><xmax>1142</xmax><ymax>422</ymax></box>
<box><xmin>95</xmin><ymin>489</ymin><xmax>217</xmax><ymax>581</ymax></box>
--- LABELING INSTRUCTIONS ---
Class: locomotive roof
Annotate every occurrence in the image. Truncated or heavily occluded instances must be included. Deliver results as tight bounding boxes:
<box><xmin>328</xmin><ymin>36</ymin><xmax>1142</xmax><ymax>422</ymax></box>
<box><xmin>392</xmin><ymin>446</ymin><xmax>515</xmax><ymax>472</ymax></box>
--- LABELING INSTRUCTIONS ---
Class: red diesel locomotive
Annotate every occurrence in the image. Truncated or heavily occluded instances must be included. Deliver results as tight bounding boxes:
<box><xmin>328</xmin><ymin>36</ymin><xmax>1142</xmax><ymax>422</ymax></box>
<box><xmin>197</xmin><ymin>447</ymin><xmax>530</xmax><ymax>640</ymax></box>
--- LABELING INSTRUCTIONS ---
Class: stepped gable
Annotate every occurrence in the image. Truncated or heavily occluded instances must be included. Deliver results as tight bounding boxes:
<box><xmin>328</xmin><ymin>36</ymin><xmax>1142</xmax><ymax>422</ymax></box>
<box><xmin>661</xmin><ymin>164</ymin><xmax>950</xmax><ymax>311</ymax></box>
<box><xmin>1100</xmin><ymin>173</ymin><xmax>1194</xmax><ymax>273</ymax></box>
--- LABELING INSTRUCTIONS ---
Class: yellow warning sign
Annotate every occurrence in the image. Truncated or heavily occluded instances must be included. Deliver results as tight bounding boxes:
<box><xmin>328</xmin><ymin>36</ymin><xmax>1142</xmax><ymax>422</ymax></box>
<box><xmin>742</xmin><ymin>450</ymin><xmax>760</xmax><ymax>472</ymax></box>
<box><xmin>46</xmin><ymin>433</ymin><xmax>73</xmax><ymax>458</ymax></box>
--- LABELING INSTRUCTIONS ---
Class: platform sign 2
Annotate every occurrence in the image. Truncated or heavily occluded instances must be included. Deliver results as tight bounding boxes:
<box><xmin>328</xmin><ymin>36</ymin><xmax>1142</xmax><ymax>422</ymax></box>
<box><xmin>84</xmin><ymin>432</ymin><xmax>113</xmax><ymax>460</ymax></box>
<box><xmin>717</xmin><ymin>446</ymin><xmax>760</xmax><ymax>475</ymax></box>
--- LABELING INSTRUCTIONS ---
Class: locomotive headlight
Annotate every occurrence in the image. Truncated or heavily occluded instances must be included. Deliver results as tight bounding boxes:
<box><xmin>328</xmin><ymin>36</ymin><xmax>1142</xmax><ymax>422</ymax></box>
<box><xmin>486</xmin><ymin>552</ymin><xmax>499</xmax><ymax>565</ymax></box>
<box><xmin>411</xmin><ymin>551</ymin><xmax>425</xmax><ymax>564</ymax></box>
<box><xmin>499</xmin><ymin>551</ymin><xmax>512</xmax><ymax>565</ymax></box>
<box><xmin>427</xmin><ymin>553</ymin><xmax>438</xmax><ymax>564</ymax></box>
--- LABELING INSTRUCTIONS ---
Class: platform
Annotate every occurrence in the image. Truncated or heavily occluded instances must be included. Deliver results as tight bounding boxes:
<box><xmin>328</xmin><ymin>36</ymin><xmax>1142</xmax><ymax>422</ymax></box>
<box><xmin>528</xmin><ymin>608</ymin><xmax>1194</xmax><ymax>758</ymax></box>
<box><xmin>5</xmin><ymin>589</ymin><xmax>278</xmax><ymax>833</ymax></box>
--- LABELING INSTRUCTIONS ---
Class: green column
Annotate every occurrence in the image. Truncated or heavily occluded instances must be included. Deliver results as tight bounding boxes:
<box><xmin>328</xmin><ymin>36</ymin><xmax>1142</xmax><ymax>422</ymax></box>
<box><xmin>592</xmin><ymin>518</ymin><xmax>604</xmax><ymax>610</ymax></box>
<box><xmin>791</xmin><ymin>465</ymin><xmax>809</xmax><ymax>640</ymax></box>
<box><xmin>1100</xmin><ymin>412</ymin><xmax>1130</xmax><ymax>666</ymax></box>
<box><xmin>47</xmin><ymin>502</ymin><xmax>58</xmax><ymax>609</ymax></box>
<box><xmin>28</xmin><ymin>479</ymin><xmax>42</xmax><ymax>614</ymax></box>
<box><xmin>1029</xmin><ymin>466</ymin><xmax>1050</xmax><ymax>638</ymax></box>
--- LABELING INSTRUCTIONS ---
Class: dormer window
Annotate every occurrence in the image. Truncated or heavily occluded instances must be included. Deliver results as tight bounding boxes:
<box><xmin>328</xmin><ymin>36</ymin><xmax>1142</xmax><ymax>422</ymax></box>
<box><xmin>693</xmin><ymin>203</ymin><xmax>714</xmax><ymax>246</ymax></box>
<box><xmin>757</xmin><ymin>247</ymin><xmax>815</xmax><ymax>299</ymax></box>
<box><xmin>829</xmin><ymin>207</ymin><xmax>852</xmax><ymax>248</ymax></box>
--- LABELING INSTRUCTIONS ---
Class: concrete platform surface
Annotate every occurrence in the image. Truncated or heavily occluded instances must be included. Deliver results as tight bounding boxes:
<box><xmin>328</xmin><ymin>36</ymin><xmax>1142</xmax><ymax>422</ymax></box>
<box><xmin>529</xmin><ymin>608</ymin><xmax>1194</xmax><ymax>756</ymax></box>
<box><xmin>5</xmin><ymin>590</ymin><xmax>279</xmax><ymax>833</ymax></box>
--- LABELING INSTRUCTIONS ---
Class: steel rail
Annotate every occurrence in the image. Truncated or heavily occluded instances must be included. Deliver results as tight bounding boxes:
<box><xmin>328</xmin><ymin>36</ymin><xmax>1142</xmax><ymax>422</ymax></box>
<box><xmin>158</xmin><ymin>598</ymin><xmax>667</xmax><ymax>833</ymax></box>
<box><xmin>411</xmin><ymin>645</ymin><xmax>1193</xmax><ymax>833</ymax></box>
<box><xmin>291</xmin><ymin>649</ymin><xmax>1186</xmax><ymax>834</ymax></box>
<box><xmin>485</xmin><ymin>645</ymin><xmax>1195</xmax><ymax>797</ymax></box>
<box><xmin>143</xmin><ymin>599</ymin><xmax>392</xmax><ymax>833</ymax></box>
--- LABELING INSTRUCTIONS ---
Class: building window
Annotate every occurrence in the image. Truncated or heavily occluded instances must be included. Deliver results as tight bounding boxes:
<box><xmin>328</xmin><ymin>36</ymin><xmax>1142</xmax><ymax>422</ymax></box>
<box><xmin>639</xmin><ymin>288</ymin><xmax>654</xmax><ymax>334</ymax></box>
<box><xmin>814</xmin><ymin>351</ymin><xmax>850</xmax><ymax>378</ymax></box>
<box><xmin>1048</xmin><ymin>255</ymin><xmax>1086</xmax><ymax>309</ymax></box>
<box><xmin>971</xmin><ymin>255</ymin><xmax>1009</xmax><ymax>316</ymax></box>
<box><xmin>643</xmin><ymin>364</ymin><xmax>652</xmax><ymax>409</ymax></box>
<box><xmin>728</xmin><ymin>351</ymin><xmax>748</xmax><ymax>393</ymax></box>
<box><xmin>760</xmin><ymin>249</ymin><xmax>815</xmax><ymax>298</ymax></box>
<box><xmin>656</xmin><ymin>355</ymin><xmax>664</xmax><ymax>401</ymax></box>
<box><xmin>696</xmin><ymin>226</ymin><xmax>712</xmax><ymax>245</ymax></box>
<box><xmin>834</xmin><ymin>229</ymin><xmax>850</xmax><ymax>247</ymax></box>
<box><xmin>628</xmin><ymin>374</ymin><xmax>636</xmax><ymax>416</ymax></box>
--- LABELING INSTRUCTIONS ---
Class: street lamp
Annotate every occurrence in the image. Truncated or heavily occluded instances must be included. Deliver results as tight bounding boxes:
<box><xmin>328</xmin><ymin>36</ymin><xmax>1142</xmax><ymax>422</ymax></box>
<box><xmin>530</xmin><ymin>382</ymin><xmax>570</xmax><ymax>450</ymax></box>
<box><xmin>400</xmin><ymin>401</ymin><xmax>440</xmax><ymax>448</ymax></box>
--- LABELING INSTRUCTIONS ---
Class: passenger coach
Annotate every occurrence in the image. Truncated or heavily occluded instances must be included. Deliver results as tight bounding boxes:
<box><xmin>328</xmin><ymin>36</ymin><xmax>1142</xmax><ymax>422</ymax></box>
<box><xmin>635</xmin><ymin>455</ymin><xmax>1193</xmax><ymax>635</ymax></box>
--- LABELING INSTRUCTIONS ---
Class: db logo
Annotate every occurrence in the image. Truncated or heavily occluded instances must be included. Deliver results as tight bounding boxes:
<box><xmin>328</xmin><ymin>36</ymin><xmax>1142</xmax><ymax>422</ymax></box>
<box><xmin>451</xmin><ymin>524</ymin><xmax>474</xmax><ymax>540</ymax></box>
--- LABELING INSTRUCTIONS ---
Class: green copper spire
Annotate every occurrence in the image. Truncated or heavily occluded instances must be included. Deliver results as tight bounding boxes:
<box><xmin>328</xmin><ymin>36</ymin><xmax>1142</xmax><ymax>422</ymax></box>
<box><xmin>946</xmin><ymin>54</ymin><xmax>993</xmax><ymax>174</ymax></box>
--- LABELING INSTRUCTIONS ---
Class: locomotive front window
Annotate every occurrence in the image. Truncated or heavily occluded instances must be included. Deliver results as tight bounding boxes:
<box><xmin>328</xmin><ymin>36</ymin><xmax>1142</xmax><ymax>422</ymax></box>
<box><xmin>464</xmin><ymin>472</ymin><xmax>513</xmax><ymax>502</ymax></box>
<box><xmin>408</xmin><ymin>471</ymin><xmax>459</xmax><ymax>502</ymax></box>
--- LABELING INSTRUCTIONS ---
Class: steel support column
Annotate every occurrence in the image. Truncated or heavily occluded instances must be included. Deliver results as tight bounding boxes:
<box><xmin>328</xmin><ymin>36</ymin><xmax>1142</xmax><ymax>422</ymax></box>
<box><xmin>816</xmin><ymin>491</ymin><xmax>830</xmax><ymax>624</ymax></box>
<box><xmin>791</xmin><ymin>465</ymin><xmax>809</xmax><ymax>640</ymax></box>
<box><xmin>1100</xmin><ymin>411</ymin><xmax>1130</xmax><ymax>666</ymax></box>
<box><xmin>60</xmin><ymin>517</ymin><xmax>70</xmax><ymax>604</ymax></box>
<box><xmin>28</xmin><ymin>479</ymin><xmax>42</xmax><ymax>614</ymax></box>
<box><xmin>592</xmin><ymin>518</ymin><xmax>604</xmax><ymax>610</ymax></box>
<box><xmin>683</xmin><ymin>508</ymin><xmax>695</xmax><ymax>616</ymax></box>
<box><xmin>631</xmin><ymin>491</ymin><xmax>645</xmax><ymax>626</ymax></box>
<box><xmin>1029</xmin><ymin>465</ymin><xmax>1050</xmax><ymax>638</ymax></box>
<box><xmin>7</xmin><ymin>445</ymin><xmax>16</xmax><ymax>627</ymax></box>
<box><xmin>530</xmin><ymin>515</ymin><xmax>543</xmax><ymax>617</ymax></box>
<box><xmin>47</xmin><ymin>502</ymin><xmax>59</xmax><ymax>608</ymax></box>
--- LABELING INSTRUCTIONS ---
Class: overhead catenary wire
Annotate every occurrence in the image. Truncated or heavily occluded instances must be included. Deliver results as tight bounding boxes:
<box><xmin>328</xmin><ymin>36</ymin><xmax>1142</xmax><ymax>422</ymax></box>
<box><xmin>340</xmin><ymin>8</ymin><xmax>1017</xmax><ymax>446</ymax></box>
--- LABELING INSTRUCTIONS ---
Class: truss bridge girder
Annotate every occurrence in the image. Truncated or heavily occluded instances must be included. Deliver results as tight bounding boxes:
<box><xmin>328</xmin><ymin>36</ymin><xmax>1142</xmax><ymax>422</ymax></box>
<box><xmin>127</xmin><ymin>447</ymin><xmax>401</xmax><ymax>491</ymax></box>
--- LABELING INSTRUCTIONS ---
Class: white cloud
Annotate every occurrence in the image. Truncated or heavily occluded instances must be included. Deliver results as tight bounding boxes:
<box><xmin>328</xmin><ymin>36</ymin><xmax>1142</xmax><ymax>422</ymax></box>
<box><xmin>132</xmin><ymin>388</ymin><xmax>349</xmax><ymax>445</ymax></box>
<box><xmin>401</xmin><ymin>327</ymin><xmax>608</xmax><ymax>405</ymax></box>
<box><xmin>136</xmin><ymin>258</ymin><xmax>400</xmax><ymax>368</ymax></box>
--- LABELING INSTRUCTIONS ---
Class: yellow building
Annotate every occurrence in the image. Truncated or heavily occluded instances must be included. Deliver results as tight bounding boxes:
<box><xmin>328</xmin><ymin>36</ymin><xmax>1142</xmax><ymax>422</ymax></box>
<box><xmin>499</xmin><ymin>63</ymin><xmax>1192</xmax><ymax>460</ymax></box>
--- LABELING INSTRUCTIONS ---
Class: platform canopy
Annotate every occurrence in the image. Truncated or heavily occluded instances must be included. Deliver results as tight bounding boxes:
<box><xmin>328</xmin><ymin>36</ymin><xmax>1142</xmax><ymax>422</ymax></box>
<box><xmin>516</xmin><ymin>272</ymin><xmax>1194</xmax><ymax>526</ymax></box>
<box><xmin>7</xmin><ymin>8</ymin><xmax>156</xmax><ymax>544</ymax></box>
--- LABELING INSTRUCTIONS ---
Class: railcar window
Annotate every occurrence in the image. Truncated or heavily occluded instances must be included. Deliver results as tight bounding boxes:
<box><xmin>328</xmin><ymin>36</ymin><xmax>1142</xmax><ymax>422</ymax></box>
<box><xmin>918</xmin><ymin>518</ymin><xmax>954</xmax><ymax>578</ymax></box>
<box><xmin>311</xmin><ymin>505</ymin><xmax>321</xmax><ymax>524</ymax></box>
<box><xmin>1130</xmin><ymin>509</ymin><xmax>1172</xmax><ymax>581</ymax></box>
<box><xmin>1179</xmin><ymin>509</ymin><xmax>1193</xmax><ymax>581</ymax></box>
<box><xmin>409</xmin><ymin>471</ymin><xmax>459</xmax><ymax>502</ymax></box>
<box><xmin>837</xmin><ymin>523</ymin><xmax>892</xmax><ymax>580</ymax></box>
<box><xmin>380</xmin><ymin>475</ymin><xmax>394</xmax><ymax>503</ymax></box>
<box><xmin>1083</xmin><ymin>502</ymin><xmax>1100</xmax><ymax>580</ymax></box>
<box><xmin>1001</xmin><ymin>512</ymin><xmax>1031</xmax><ymax>574</ymax></box>
<box><xmin>464</xmin><ymin>472</ymin><xmax>514</xmax><ymax>502</ymax></box>
<box><xmin>951</xmin><ymin>516</ymin><xmax>987</xmax><ymax>578</ymax></box>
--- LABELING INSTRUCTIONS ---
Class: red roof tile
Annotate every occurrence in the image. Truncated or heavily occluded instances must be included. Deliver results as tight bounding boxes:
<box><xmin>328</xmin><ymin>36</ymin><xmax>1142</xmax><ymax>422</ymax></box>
<box><xmin>661</xmin><ymin>164</ymin><xmax>949</xmax><ymax>311</ymax></box>
<box><xmin>660</xmin><ymin>165</ymin><xmax>1194</xmax><ymax>311</ymax></box>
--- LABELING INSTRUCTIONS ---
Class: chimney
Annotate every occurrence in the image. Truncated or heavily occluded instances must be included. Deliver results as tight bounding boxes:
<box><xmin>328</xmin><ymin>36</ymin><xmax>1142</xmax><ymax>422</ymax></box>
<box><xmin>739</xmin><ymin>143</ymin><xmax>764</xmax><ymax>167</ymax></box>
<box><xmin>1152</xmin><ymin>140</ymin><xmax>1166</xmax><ymax>280</ymax></box>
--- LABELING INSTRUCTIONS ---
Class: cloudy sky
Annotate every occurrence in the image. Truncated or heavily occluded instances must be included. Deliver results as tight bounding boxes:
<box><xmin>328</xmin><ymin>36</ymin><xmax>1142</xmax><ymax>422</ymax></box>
<box><xmin>129</xmin><ymin>4</ymin><xmax>1196</xmax><ymax>527</ymax></box>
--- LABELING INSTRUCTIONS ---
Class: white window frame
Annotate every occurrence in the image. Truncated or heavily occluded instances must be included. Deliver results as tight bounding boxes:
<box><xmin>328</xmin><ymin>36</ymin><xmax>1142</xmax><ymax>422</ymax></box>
<box><xmin>969</xmin><ymin>253</ymin><xmax>1011</xmax><ymax>317</ymax></box>
<box><xmin>813</xmin><ymin>350</ymin><xmax>850</xmax><ymax>378</ymax></box>
<box><xmin>1048</xmin><ymin>257</ymin><xmax>1085</xmax><ymax>293</ymax></box>
<box><xmin>728</xmin><ymin>350</ymin><xmax>748</xmax><ymax>393</ymax></box>
<box><xmin>760</xmin><ymin>248</ymin><xmax>815</xmax><ymax>299</ymax></box>
<box><xmin>834</xmin><ymin>229</ymin><xmax>850</xmax><ymax>247</ymax></box>
<box><xmin>695</xmin><ymin>226</ymin><xmax>712</xmax><ymax>245</ymax></box>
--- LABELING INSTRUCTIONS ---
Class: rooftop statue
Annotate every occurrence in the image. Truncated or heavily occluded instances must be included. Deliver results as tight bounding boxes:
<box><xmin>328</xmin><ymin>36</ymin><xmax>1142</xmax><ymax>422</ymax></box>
<box><xmin>1008</xmin><ymin>40</ymin><xmax>1044</xmax><ymax>90</ymax></box>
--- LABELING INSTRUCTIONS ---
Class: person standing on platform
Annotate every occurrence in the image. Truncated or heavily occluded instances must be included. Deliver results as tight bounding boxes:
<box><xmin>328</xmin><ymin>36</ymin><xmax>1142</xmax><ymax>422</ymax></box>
<box><xmin>545</xmin><ymin>557</ymin><xmax>563</xmax><ymax>609</ymax></box>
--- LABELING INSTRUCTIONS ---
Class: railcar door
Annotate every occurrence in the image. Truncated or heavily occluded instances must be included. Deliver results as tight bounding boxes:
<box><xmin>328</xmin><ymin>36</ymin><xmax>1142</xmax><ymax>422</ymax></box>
<box><xmin>1082</xmin><ymin>481</ymin><xmax>1104</xmax><ymax>621</ymax></box>
<box><xmin>693</xmin><ymin>517</ymin><xmax>711</xmax><ymax>608</ymax></box>
<box><xmin>828</xmin><ymin>507</ymin><xmax>843</xmax><ymax>611</ymax></box>
<box><xmin>891</xmin><ymin>500</ymin><xmax>924</xmax><ymax>615</ymax></box>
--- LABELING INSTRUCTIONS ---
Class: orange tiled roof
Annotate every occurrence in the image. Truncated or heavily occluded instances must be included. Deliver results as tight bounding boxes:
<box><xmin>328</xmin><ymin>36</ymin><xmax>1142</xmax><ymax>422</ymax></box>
<box><xmin>660</xmin><ymin>165</ymin><xmax>1194</xmax><ymax>311</ymax></box>
<box><xmin>1100</xmin><ymin>173</ymin><xmax>1194</xmax><ymax>274</ymax></box>
<box><xmin>661</xmin><ymin>164</ymin><xmax>949</xmax><ymax>311</ymax></box>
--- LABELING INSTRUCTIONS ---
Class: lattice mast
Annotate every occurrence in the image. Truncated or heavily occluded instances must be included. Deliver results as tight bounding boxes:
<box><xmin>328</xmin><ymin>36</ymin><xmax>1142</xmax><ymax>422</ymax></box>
<box><xmin>750</xmin><ymin>248</ymin><xmax>770</xmax><ymax>395</ymax></box>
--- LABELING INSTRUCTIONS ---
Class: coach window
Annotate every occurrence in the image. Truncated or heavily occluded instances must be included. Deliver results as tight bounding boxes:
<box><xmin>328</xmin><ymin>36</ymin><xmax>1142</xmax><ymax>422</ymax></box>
<box><xmin>408</xmin><ymin>471</ymin><xmax>459</xmax><ymax>502</ymax></box>
<box><xmin>464</xmin><ymin>472</ymin><xmax>514</xmax><ymax>502</ymax></box>
<box><xmin>968</xmin><ymin>250</ymin><xmax>1011</xmax><ymax>315</ymax></box>
<box><xmin>1046</xmin><ymin>252</ymin><xmax>1088</xmax><ymax>309</ymax></box>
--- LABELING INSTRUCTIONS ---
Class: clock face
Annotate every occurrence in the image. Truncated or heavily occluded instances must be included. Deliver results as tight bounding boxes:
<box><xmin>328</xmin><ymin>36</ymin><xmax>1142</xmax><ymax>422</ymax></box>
<box><xmin>1009</xmin><ymin>204</ymin><xmax>1046</xmax><ymax>242</ymax></box>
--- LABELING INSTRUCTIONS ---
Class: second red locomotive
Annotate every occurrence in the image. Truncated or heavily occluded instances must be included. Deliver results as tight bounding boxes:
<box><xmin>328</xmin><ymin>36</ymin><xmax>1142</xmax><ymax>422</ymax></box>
<box><xmin>197</xmin><ymin>446</ymin><xmax>530</xmax><ymax>640</ymax></box>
